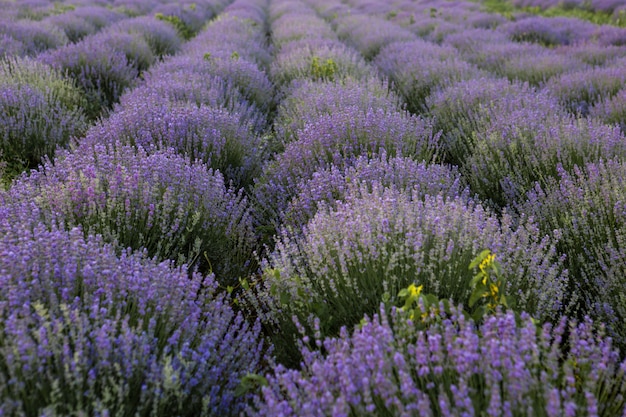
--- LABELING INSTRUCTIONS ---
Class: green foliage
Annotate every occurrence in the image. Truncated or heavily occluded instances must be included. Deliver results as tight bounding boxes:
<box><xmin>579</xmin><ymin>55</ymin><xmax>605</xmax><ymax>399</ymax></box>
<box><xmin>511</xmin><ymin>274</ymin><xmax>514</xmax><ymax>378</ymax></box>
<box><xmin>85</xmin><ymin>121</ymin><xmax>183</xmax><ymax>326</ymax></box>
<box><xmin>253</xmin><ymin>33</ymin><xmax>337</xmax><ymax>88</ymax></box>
<box><xmin>155</xmin><ymin>13</ymin><xmax>195</xmax><ymax>40</ymax></box>
<box><xmin>396</xmin><ymin>249</ymin><xmax>517</xmax><ymax>325</ymax></box>
<box><xmin>310</xmin><ymin>56</ymin><xmax>338</xmax><ymax>81</ymax></box>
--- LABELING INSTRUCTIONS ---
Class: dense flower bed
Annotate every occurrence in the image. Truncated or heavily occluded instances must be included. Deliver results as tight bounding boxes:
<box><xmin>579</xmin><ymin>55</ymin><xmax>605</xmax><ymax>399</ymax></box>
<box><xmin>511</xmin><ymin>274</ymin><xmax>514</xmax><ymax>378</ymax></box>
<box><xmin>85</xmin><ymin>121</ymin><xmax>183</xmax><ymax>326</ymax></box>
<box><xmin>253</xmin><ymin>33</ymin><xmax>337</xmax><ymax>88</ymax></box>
<box><xmin>2</xmin><ymin>0</ymin><xmax>626</xmax><ymax>414</ymax></box>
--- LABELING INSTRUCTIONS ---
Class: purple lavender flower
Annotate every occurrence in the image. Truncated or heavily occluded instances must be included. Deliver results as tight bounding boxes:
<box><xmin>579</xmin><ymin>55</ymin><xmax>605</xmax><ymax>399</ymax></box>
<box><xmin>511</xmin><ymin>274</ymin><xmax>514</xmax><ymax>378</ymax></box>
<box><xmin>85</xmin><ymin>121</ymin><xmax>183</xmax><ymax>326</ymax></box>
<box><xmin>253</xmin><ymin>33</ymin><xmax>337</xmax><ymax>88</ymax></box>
<box><xmin>0</xmin><ymin>33</ymin><xmax>25</xmax><ymax>58</ymax></box>
<box><xmin>43</xmin><ymin>13</ymin><xmax>98</xmax><ymax>43</ymax></box>
<box><xmin>281</xmin><ymin>152</ymin><xmax>469</xmax><ymax>231</ymax></box>
<box><xmin>0</xmin><ymin>82</ymin><xmax>87</xmax><ymax>179</ymax></box>
<box><xmin>254</xmin><ymin>106</ymin><xmax>439</xmax><ymax>220</ymax></box>
<box><xmin>271</xmin><ymin>38</ymin><xmax>375</xmax><ymax>87</ymax></box>
<box><xmin>151</xmin><ymin>53</ymin><xmax>274</xmax><ymax>113</ymax></box>
<box><xmin>252</xmin><ymin>184</ymin><xmax>566</xmax><ymax>366</ymax></box>
<box><xmin>6</xmin><ymin>143</ymin><xmax>257</xmax><ymax>285</ymax></box>
<box><xmin>186</xmin><ymin>14</ymin><xmax>271</xmax><ymax>69</ymax></box>
<box><xmin>0</xmin><ymin>214</ymin><xmax>267</xmax><ymax>416</ymax></box>
<box><xmin>594</xmin><ymin>25</ymin><xmax>626</xmax><ymax>46</ymax></box>
<box><xmin>544</xmin><ymin>64</ymin><xmax>626</xmax><ymax>115</ymax></box>
<box><xmin>250</xmin><ymin>305</ymin><xmax>625</xmax><ymax>416</ymax></box>
<box><xmin>83</xmin><ymin>99</ymin><xmax>262</xmax><ymax>188</ymax></box>
<box><xmin>502</xmin><ymin>16</ymin><xmax>597</xmax><ymax>46</ymax></box>
<box><xmin>334</xmin><ymin>14</ymin><xmax>415</xmax><ymax>59</ymax></box>
<box><xmin>89</xmin><ymin>31</ymin><xmax>155</xmax><ymax>73</ymax></box>
<box><xmin>589</xmin><ymin>87</ymin><xmax>626</xmax><ymax>132</ymax></box>
<box><xmin>522</xmin><ymin>159</ymin><xmax>626</xmax><ymax>347</ymax></box>
<box><xmin>109</xmin><ymin>16</ymin><xmax>183</xmax><ymax>57</ymax></box>
<box><xmin>375</xmin><ymin>40</ymin><xmax>484</xmax><ymax>113</ymax></box>
<box><xmin>465</xmin><ymin>101</ymin><xmax>626</xmax><ymax>210</ymax></box>
<box><xmin>273</xmin><ymin>76</ymin><xmax>402</xmax><ymax>148</ymax></box>
<box><xmin>0</xmin><ymin>19</ymin><xmax>68</xmax><ymax>55</ymax></box>
<box><xmin>39</xmin><ymin>37</ymin><xmax>139</xmax><ymax>118</ymax></box>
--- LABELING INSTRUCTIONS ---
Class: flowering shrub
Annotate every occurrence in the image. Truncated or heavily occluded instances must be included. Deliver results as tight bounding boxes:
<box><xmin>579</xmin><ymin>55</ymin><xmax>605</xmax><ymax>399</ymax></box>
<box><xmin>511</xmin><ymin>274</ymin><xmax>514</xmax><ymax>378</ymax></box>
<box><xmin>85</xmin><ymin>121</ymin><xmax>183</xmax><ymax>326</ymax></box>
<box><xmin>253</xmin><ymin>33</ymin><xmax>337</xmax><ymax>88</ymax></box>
<box><xmin>544</xmin><ymin>64</ymin><xmax>626</xmax><ymax>115</ymax></box>
<box><xmin>465</xmin><ymin>107</ymin><xmax>626</xmax><ymax>210</ymax></box>
<box><xmin>86</xmin><ymin>100</ymin><xmax>262</xmax><ymax>188</ymax></box>
<box><xmin>0</xmin><ymin>214</ymin><xmax>267</xmax><ymax>416</ymax></box>
<box><xmin>250</xmin><ymin>184</ymin><xmax>566</xmax><ymax>364</ymax></box>
<box><xmin>0</xmin><ymin>19</ymin><xmax>68</xmax><ymax>55</ymax></box>
<box><xmin>90</xmin><ymin>31</ymin><xmax>156</xmax><ymax>73</ymax></box>
<box><xmin>281</xmin><ymin>153</ymin><xmax>469</xmax><ymax>231</ymax></box>
<box><xmin>0</xmin><ymin>57</ymin><xmax>88</xmax><ymax>182</ymax></box>
<box><xmin>6</xmin><ymin>143</ymin><xmax>256</xmax><ymax>286</ymax></box>
<box><xmin>503</xmin><ymin>15</ymin><xmax>597</xmax><ymax>46</ymax></box>
<box><xmin>254</xmin><ymin>106</ymin><xmax>439</xmax><ymax>223</ymax></box>
<box><xmin>273</xmin><ymin>76</ymin><xmax>401</xmax><ymax>148</ymax></box>
<box><xmin>334</xmin><ymin>14</ymin><xmax>414</xmax><ymax>59</ymax></box>
<box><xmin>523</xmin><ymin>159</ymin><xmax>626</xmax><ymax>347</ymax></box>
<box><xmin>109</xmin><ymin>16</ymin><xmax>183</xmax><ymax>57</ymax></box>
<box><xmin>40</xmin><ymin>38</ymin><xmax>138</xmax><ymax>118</ymax></box>
<box><xmin>590</xmin><ymin>88</ymin><xmax>626</xmax><ymax>132</ymax></box>
<box><xmin>251</xmin><ymin>303</ymin><xmax>626</xmax><ymax>416</ymax></box>
<box><xmin>271</xmin><ymin>39</ymin><xmax>375</xmax><ymax>87</ymax></box>
<box><xmin>375</xmin><ymin>40</ymin><xmax>483</xmax><ymax>113</ymax></box>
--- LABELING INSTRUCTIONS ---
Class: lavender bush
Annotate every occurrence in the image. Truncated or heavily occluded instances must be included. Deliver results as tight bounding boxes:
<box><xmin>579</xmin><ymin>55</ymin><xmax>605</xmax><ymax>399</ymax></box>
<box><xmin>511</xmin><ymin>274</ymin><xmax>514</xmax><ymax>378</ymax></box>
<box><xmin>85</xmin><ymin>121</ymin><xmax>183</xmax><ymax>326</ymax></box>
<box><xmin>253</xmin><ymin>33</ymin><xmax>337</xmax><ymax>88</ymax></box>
<box><xmin>0</xmin><ymin>19</ymin><xmax>68</xmax><ymax>55</ymax></box>
<box><xmin>590</xmin><ymin>88</ymin><xmax>626</xmax><ymax>131</ymax></box>
<box><xmin>271</xmin><ymin>39</ymin><xmax>375</xmax><ymax>88</ymax></box>
<box><xmin>251</xmin><ymin>303</ymin><xmax>626</xmax><ymax>416</ymax></box>
<box><xmin>109</xmin><ymin>16</ymin><xmax>183</xmax><ymax>57</ymax></box>
<box><xmin>0</xmin><ymin>57</ymin><xmax>88</xmax><ymax>181</ymax></box>
<box><xmin>281</xmin><ymin>152</ymin><xmax>469</xmax><ymax>231</ymax></box>
<box><xmin>119</xmin><ymin>73</ymin><xmax>264</xmax><ymax>130</ymax></box>
<box><xmin>6</xmin><ymin>143</ymin><xmax>257</xmax><ymax>286</ymax></box>
<box><xmin>44</xmin><ymin>13</ymin><xmax>98</xmax><ymax>43</ymax></box>
<box><xmin>272</xmin><ymin>76</ymin><xmax>402</xmax><ymax>149</ymax></box>
<box><xmin>254</xmin><ymin>106</ymin><xmax>439</xmax><ymax>223</ymax></box>
<box><xmin>89</xmin><ymin>31</ymin><xmax>156</xmax><ymax>73</ymax></box>
<box><xmin>465</xmin><ymin>105</ymin><xmax>626</xmax><ymax>210</ymax></box>
<box><xmin>40</xmin><ymin>38</ymin><xmax>138</xmax><ymax>118</ymax></box>
<box><xmin>85</xmin><ymin>100</ymin><xmax>262</xmax><ymax>188</ymax></box>
<box><xmin>523</xmin><ymin>159</ymin><xmax>626</xmax><ymax>347</ymax></box>
<box><xmin>375</xmin><ymin>40</ymin><xmax>483</xmax><ymax>113</ymax></box>
<box><xmin>502</xmin><ymin>15</ymin><xmax>597</xmax><ymax>46</ymax></box>
<box><xmin>0</xmin><ymin>211</ymin><xmax>267</xmax><ymax>416</ymax></box>
<box><xmin>0</xmin><ymin>56</ymin><xmax>86</xmax><ymax>112</ymax></box>
<box><xmin>334</xmin><ymin>14</ymin><xmax>415</xmax><ymax>60</ymax></box>
<box><xmin>544</xmin><ymin>65</ymin><xmax>626</xmax><ymax>115</ymax></box>
<box><xmin>249</xmin><ymin>185</ymin><xmax>566</xmax><ymax>364</ymax></box>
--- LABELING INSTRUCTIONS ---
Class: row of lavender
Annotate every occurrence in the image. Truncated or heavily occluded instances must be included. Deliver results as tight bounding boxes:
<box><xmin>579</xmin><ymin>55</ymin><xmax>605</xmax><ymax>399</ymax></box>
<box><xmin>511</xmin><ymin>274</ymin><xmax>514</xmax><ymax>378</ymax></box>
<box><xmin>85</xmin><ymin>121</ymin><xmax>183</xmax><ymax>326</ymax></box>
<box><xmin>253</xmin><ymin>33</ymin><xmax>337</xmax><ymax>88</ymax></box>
<box><xmin>0</xmin><ymin>0</ymin><xmax>197</xmax><ymax>182</ymax></box>
<box><xmin>246</xmin><ymin>0</ymin><xmax>626</xmax><ymax>415</ymax></box>
<box><xmin>1</xmin><ymin>0</ymin><xmax>626</xmax><ymax>415</ymax></box>
<box><xmin>0</xmin><ymin>0</ymin><xmax>277</xmax><ymax>415</ymax></box>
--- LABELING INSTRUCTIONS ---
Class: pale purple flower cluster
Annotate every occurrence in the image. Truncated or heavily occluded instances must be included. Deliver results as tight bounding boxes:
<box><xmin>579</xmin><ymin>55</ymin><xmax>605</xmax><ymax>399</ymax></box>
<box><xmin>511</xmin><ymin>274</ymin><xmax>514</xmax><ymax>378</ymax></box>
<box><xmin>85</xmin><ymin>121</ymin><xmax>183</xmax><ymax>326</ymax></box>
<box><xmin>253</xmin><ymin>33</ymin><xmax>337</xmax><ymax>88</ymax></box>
<box><xmin>545</xmin><ymin>64</ymin><xmax>626</xmax><ymax>115</ymax></box>
<box><xmin>108</xmin><ymin>16</ymin><xmax>183</xmax><ymax>57</ymax></box>
<box><xmin>523</xmin><ymin>159</ymin><xmax>626</xmax><ymax>347</ymax></box>
<box><xmin>273</xmin><ymin>76</ymin><xmax>402</xmax><ymax>147</ymax></box>
<box><xmin>39</xmin><ymin>37</ymin><xmax>139</xmax><ymax>118</ymax></box>
<box><xmin>84</xmin><ymin>99</ymin><xmax>261</xmax><ymax>187</ymax></box>
<box><xmin>0</xmin><ymin>19</ymin><xmax>69</xmax><ymax>55</ymax></box>
<box><xmin>282</xmin><ymin>152</ymin><xmax>469</xmax><ymax>231</ymax></box>
<box><xmin>260</xmin><ymin>185</ymin><xmax>566</xmax><ymax>340</ymax></box>
<box><xmin>334</xmin><ymin>14</ymin><xmax>415</xmax><ymax>59</ymax></box>
<box><xmin>590</xmin><ymin>87</ymin><xmax>626</xmax><ymax>131</ymax></box>
<box><xmin>0</xmin><ymin>210</ymin><xmax>267</xmax><ymax>416</ymax></box>
<box><xmin>0</xmin><ymin>56</ymin><xmax>87</xmax><ymax>175</ymax></box>
<box><xmin>375</xmin><ymin>39</ymin><xmax>483</xmax><ymax>113</ymax></box>
<box><xmin>502</xmin><ymin>16</ymin><xmax>597</xmax><ymax>46</ymax></box>
<box><xmin>251</xmin><ymin>305</ymin><xmax>626</xmax><ymax>416</ymax></box>
<box><xmin>465</xmin><ymin>98</ymin><xmax>626</xmax><ymax>209</ymax></box>
<box><xmin>255</xmin><ymin>106</ymin><xmax>439</xmax><ymax>222</ymax></box>
<box><xmin>6</xmin><ymin>142</ymin><xmax>257</xmax><ymax>286</ymax></box>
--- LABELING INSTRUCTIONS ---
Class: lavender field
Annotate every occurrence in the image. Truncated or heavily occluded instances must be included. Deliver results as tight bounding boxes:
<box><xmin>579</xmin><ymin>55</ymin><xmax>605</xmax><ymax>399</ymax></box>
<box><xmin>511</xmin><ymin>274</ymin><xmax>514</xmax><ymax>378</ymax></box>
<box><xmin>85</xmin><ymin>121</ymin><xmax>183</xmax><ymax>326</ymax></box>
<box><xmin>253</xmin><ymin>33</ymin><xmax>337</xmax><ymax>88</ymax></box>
<box><xmin>1</xmin><ymin>0</ymin><xmax>626</xmax><ymax>415</ymax></box>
